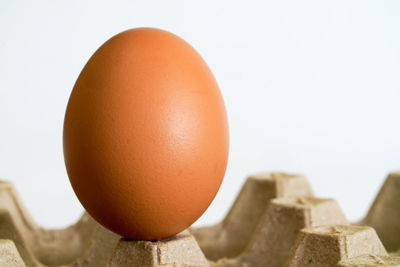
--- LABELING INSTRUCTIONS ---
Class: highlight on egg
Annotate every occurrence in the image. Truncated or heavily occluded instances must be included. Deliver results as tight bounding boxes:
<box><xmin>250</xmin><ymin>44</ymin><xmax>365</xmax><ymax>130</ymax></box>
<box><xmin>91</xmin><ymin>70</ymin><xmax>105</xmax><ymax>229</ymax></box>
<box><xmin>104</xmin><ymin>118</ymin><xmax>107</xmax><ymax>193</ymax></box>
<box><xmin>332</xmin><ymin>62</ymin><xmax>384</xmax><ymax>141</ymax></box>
<box><xmin>63</xmin><ymin>28</ymin><xmax>229</xmax><ymax>240</ymax></box>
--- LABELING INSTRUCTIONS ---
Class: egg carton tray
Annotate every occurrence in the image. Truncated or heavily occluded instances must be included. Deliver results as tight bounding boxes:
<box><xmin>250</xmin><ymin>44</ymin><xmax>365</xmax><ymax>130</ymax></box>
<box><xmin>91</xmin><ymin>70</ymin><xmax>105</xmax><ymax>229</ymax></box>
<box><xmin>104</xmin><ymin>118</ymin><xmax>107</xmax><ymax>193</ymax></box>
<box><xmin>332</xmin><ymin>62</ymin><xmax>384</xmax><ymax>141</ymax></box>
<box><xmin>0</xmin><ymin>172</ymin><xmax>399</xmax><ymax>267</ymax></box>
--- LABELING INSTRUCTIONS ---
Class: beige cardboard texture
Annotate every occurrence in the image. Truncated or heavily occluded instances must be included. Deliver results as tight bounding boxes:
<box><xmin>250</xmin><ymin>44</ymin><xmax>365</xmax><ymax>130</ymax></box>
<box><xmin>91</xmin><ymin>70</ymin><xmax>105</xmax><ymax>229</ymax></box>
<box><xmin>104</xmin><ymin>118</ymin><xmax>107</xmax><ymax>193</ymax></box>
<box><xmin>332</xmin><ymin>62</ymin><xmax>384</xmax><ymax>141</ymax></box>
<box><xmin>0</xmin><ymin>172</ymin><xmax>399</xmax><ymax>266</ymax></box>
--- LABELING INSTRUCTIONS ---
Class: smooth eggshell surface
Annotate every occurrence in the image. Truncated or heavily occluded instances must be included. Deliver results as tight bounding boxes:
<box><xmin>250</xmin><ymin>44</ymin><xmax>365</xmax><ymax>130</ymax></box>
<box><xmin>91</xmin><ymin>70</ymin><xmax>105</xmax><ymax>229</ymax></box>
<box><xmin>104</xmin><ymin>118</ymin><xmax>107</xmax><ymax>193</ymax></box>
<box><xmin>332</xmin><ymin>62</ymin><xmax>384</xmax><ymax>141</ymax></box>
<box><xmin>63</xmin><ymin>28</ymin><xmax>229</xmax><ymax>240</ymax></box>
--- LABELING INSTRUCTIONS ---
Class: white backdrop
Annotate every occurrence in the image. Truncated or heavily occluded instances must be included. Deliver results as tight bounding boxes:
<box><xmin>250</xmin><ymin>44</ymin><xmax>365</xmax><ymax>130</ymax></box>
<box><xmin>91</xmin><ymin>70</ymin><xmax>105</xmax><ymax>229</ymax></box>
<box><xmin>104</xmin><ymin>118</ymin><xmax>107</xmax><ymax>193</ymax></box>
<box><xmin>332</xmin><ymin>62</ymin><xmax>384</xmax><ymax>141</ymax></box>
<box><xmin>1</xmin><ymin>0</ymin><xmax>399</xmax><ymax>229</ymax></box>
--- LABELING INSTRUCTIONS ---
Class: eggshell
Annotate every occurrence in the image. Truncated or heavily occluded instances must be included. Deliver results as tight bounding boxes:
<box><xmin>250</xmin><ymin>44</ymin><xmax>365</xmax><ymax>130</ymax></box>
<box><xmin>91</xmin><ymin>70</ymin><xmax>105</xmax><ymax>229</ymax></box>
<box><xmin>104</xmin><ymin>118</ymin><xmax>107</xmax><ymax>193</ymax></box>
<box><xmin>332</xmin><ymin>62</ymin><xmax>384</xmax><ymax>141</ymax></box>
<box><xmin>63</xmin><ymin>28</ymin><xmax>229</xmax><ymax>240</ymax></box>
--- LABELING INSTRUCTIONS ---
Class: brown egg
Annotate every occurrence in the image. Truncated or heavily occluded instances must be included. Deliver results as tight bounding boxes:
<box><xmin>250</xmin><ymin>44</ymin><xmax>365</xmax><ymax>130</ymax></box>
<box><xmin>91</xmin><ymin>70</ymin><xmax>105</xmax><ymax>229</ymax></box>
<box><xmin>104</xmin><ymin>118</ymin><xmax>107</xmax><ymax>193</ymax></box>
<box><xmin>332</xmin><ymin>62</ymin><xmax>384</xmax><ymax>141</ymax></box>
<box><xmin>63</xmin><ymin>28</ymin><xmax>229</xmax><ymax>240</ymax></box>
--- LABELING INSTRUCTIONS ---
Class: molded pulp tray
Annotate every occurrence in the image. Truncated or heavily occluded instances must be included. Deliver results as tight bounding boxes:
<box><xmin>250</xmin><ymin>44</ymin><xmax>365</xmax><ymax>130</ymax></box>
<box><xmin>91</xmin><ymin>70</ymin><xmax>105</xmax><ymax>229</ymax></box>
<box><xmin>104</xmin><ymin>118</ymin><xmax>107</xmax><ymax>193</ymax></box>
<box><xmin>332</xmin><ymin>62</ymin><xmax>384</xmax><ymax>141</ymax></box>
<box><xmin>0</xmin><ymin>172</ymin><xmax>399</xmax><ymax>266</ymax></box>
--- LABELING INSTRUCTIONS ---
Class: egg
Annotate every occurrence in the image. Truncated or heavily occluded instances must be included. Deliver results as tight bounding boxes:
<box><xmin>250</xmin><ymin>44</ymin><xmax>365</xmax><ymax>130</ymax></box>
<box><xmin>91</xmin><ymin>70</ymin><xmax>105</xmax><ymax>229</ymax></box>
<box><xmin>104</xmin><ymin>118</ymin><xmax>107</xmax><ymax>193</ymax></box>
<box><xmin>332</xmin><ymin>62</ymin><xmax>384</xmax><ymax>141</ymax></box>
<box><xmin>63</xmin><ymin>28</ymin><xmax>229</xmax><ymax>240</ymax></box>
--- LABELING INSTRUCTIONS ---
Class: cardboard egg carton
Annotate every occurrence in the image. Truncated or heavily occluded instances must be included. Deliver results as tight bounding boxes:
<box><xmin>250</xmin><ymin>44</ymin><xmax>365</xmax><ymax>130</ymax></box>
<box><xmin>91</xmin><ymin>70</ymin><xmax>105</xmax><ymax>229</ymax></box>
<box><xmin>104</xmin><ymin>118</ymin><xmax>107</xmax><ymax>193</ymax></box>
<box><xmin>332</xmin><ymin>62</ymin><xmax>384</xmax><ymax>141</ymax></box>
<box><xmin>0</xmin><ymin>172</ymin><xmax>399</xmax><ymax>267</ymax></box>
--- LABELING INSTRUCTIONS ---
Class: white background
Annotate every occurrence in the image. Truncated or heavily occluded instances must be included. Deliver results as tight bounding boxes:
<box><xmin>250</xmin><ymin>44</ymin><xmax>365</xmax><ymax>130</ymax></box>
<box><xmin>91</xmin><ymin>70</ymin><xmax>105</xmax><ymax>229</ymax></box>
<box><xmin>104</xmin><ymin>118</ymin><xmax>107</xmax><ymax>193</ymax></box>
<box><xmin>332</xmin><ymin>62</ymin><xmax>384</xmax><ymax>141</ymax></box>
<box><xmin>1</xmin><ymin>1</ymin><xmax>399</xmax><ymax>229</ymax></box>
